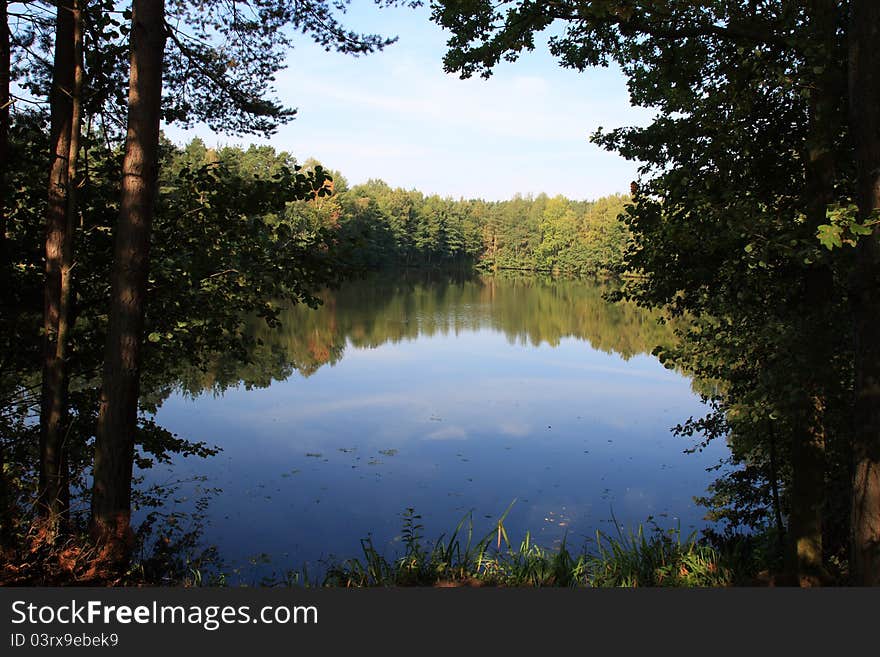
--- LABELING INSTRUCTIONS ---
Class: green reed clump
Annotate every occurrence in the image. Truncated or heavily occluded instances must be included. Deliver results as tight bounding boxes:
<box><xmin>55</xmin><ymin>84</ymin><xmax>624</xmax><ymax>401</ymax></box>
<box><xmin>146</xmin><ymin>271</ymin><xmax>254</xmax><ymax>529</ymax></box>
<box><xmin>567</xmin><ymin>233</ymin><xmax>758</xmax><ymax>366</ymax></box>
<box><xmin>586</xmin><ymin>522</ymin><xmax>732</xmax><ymax>587</ymax></box>
<box><xmin>321</xmin><ymin>505</ymin><xmax>735</xmax><ymax>588</ymax></box>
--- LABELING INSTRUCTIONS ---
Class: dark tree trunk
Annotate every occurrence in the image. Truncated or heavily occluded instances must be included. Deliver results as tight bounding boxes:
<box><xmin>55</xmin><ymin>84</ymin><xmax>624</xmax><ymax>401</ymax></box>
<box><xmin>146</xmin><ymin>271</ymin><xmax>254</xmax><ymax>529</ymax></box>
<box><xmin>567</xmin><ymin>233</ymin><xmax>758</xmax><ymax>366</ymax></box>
<box><xmin>768</xmin><ymin>427</ymin><xmax>786</xmax><ymax>557</ymax></box>
<box><xmin>848</xmin><ymin>0</ymin><xmax>880</xmax><ymax>586</ymax></box>
<box><xmin>90</xmin><ymin>0</ymin><xmax>165</xmax><ymax>564</ymax></box>
<box><xmin>0</xmin><ymin>0</ymin><xmax>9</xmax><ymax>276</ymax></box>
<box><xmin>57</xmin><ymin>0</ymin><xmax>84</xmax><ymax>398</ymax></box>
<box><xmin>38</xmin><ymin>0</ymin><xmax>76</xmax><ymax>532</ymax></box>
<box><xmin>0</xmin><ymin>3</ymin><xmax>10</xmax><ymax>557</ymax></box>
<box><xmin>785</xmin><ymin>0</ymin><xmax>840</xmax><ymax>586</ymax></box>
<box><xmin>788</xmin><ymin>395</ymin><xmax>828</xmax><ymax>585</ymax></box>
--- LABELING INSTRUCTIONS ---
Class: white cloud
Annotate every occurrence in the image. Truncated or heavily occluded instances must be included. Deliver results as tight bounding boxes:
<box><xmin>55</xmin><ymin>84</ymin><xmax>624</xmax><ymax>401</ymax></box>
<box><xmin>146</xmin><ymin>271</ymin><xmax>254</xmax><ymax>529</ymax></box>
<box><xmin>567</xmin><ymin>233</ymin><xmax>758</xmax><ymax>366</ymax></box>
<box><xmin>424</xmin><ymin>426</ymin><xmax>468</xmax><ymax>441</ymax></box>
<box><xmin>164</xmin><ymin>21</ymin><xmax>654</xmax><ymax>201</ymax></box>
<box><xmin>498</xmin><ymin>421</ymin><xmax>531</xmax><ymax>438</ymax></box>
<box><xmin>289</xmin><ymin>66</ymin><xmax>641</xmax><ymax>145</ymax></box>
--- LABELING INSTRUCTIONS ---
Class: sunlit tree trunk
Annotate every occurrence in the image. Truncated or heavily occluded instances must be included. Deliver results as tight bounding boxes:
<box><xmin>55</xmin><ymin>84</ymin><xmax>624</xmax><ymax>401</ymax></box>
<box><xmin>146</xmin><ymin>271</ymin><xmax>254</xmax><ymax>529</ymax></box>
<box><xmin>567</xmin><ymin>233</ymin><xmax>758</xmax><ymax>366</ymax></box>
<box><xmin>90</xmin><ymin>0</ymin><xmax>165</xmax><ymax>563</ymax></box>
<box><xmin>38</xmin><ymin>0</ymin><xmax>77</xmax><ymax>532</ymax></box>
<box><xmin>848</xmin><ymin>0</ymin><xmax>880</xmax><ymax>587</ymax></box>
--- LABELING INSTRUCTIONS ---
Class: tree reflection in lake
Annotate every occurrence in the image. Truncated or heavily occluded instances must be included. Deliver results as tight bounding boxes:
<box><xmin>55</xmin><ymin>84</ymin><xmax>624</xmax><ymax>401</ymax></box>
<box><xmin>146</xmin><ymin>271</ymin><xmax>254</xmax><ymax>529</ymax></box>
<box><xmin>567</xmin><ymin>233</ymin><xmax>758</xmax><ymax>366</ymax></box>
<box><xmin>142</xmin><ymin>272</ymin><xmax>728</xmax><ymax>581</ymax></box>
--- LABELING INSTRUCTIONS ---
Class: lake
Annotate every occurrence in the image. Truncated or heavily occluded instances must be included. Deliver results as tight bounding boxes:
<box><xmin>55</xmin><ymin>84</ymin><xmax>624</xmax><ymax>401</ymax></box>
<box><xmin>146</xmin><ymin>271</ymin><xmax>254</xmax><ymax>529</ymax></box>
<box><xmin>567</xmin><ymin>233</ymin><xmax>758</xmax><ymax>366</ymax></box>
<box><xmin>143</xmin><ymin>272</ymin><xmax>729</xmax><ymax>581</ymax></box>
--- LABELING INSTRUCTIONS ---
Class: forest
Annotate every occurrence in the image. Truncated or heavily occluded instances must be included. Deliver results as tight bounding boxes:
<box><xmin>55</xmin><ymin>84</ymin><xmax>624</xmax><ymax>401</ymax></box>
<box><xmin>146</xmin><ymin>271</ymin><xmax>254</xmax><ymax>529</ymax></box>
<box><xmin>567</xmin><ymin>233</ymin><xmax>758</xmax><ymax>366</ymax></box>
<box><xmin>172</xmin><ymin>138</ymin><xmax>632</xmax><ymax>275</ymax></box>
<box><xmin>1</xmin><ymin>1</ymin><xmax>879</xmax><ymax>588</ymax></box>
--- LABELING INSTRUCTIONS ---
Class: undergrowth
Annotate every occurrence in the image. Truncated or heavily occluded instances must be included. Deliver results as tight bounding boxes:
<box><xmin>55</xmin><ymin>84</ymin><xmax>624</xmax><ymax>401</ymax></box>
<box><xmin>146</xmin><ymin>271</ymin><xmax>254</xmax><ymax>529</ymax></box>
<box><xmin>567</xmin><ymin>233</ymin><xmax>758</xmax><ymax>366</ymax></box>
<box><xmin>321</xmin><ymin>506</ymin><xmax>741</xmax><ymax>587</ymax></box>
<box><xmin>2</xmin><ymin>504</ymin><xmax>760</xmax><ymax>587</ymax></box>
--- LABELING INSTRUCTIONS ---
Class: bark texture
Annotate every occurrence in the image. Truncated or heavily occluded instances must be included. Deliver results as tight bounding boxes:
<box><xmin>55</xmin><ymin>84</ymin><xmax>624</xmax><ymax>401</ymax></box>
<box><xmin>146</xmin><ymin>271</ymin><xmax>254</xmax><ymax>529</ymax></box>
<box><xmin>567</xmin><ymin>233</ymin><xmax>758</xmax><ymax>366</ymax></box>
<box><xmin>90</xmin><ymin>0</ymin><xmax>166</xmax><ymax>563</ymax></box>
<box><xmin>0</xmin><ymin>0</ymin><xmax>10</xmax><ymax>273</ymax></box>
<box><xmin>848</xmin><ymin>0</ymin><xmax>880</xmax><ymax>586</ymax></box>
<box><xmin>38</xmin><ymin>0</ymin><xmax>76</xmax><ymax>530</ymax></box>
<box><xmin>785</xmin><ymin>0</ymin><xmax>839</xmax><ymax>586</ymax></box>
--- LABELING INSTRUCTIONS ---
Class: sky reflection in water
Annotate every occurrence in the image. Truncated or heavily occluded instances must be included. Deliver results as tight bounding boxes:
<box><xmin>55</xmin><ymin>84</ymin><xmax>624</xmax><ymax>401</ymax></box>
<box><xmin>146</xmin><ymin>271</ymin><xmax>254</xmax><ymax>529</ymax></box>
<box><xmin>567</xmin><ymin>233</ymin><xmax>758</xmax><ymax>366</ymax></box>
<box><xmin>146</xmin><ymin>274</ymin><xmax>729</xmax><ymax>577</ymax></box>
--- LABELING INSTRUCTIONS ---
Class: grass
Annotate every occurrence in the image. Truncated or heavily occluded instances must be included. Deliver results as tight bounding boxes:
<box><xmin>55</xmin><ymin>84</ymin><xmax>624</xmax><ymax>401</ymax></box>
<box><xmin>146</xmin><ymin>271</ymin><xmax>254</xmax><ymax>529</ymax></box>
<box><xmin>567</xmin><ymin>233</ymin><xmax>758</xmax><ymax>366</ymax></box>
<box><xmin>1</xmin><ymin>503</ymin><xmax>751</xmax><ymax>587</ymax></box>
<box><xmin>320</xmin><ymin>506</ymin><xmax>738</xmax><ymax>588</ymax></box>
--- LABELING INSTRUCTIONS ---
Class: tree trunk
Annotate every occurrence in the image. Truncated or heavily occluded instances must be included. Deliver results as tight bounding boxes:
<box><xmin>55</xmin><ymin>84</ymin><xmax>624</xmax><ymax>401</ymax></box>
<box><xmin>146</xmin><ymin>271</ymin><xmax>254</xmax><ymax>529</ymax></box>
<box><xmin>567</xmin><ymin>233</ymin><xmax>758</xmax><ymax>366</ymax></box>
<box><xmin>57</xmin><ymin>0</ymin><xmax>85</xmax><ymax>396</ymax></box>
<box><xmin>768</xmin><ymin>427</ymin><xmax>786</xmax><ymax>558</ymax></box>
<box><xmin>788</xmin><ymin>394</ymin><xmax>828</xmax><ymax>585</ymax></box>
<box><xmin>0</xmin><ymin>0</ymin><xmax>10</xmax><ymax>275</ymax></box>
<box><xmin>848</xmin><ymin>0</ymin><xmax>880</xmax><ymax>586</ymax></box>
<box><xmin>784</xmin><ymin>0</ymin><xmax>840</xmax><ymax>586</ymax></box>
<box><xmin>0</xmin><ymin>5</ymin><xmax>10</xmax><ymax>555</ymax></box>
<box><xmin>90</xmin><ymin>0</ymin><xmax>165</xmax><ymax>564</ymax></box>
<box><xmin>38</xmin><ymin>0</ymin><xmax>76</xmax><ymax>532</ymax></box>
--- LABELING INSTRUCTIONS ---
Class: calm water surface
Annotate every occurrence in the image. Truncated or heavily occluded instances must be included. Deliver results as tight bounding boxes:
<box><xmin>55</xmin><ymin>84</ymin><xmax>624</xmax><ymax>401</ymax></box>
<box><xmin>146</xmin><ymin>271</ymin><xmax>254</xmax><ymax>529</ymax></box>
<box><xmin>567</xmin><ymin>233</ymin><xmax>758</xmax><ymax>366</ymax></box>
<box><xmin>145</xmin><ymin>273</ymin><xmax>729</xmax><ymax>577</ymax></box>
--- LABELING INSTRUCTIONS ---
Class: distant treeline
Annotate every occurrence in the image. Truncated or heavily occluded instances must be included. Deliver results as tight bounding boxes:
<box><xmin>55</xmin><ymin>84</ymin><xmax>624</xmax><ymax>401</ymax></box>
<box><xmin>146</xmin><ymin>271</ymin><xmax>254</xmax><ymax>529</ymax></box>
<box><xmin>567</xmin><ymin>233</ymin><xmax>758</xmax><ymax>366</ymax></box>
<box><xmin>172</xmin><ymin>138</ymin><xmax>631</xmax><ymax>274</ymax></box>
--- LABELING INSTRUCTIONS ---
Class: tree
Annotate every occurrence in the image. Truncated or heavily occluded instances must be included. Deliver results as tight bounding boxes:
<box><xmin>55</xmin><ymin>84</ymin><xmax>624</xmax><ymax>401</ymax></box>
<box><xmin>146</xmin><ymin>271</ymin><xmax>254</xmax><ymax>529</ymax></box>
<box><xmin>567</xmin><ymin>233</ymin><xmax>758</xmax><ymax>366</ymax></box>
<box><xmin>430</xmin><ymin>0</ymin><xmax>875</xmax><ymax>584</ymax></box>
<box><xmin>848</xmin><ymin>0</ymin><xmax>880</xmax><ymax>586</ymax></box>
<box><xmin>536</xmin><ymin>196</ymin><xmax>578</xmax><ymax>271</ymax></box>
<box><xmin>0</xmin><ymin>0</ymin><xmax>9</xmax><ymax>276</ymax></box>
<box><xmin>90</xmin><ymin>0</ymin><xmax>167</xmax><ymax>558</ymax></box>
<box><xmin>89</xmin><ymin>0</ymin><xmax>414</xmax><ymax>562</ymax></box>
<box><xmin>38</xmin><ymin>0</ymin><xmax>85</xmax><ymax>534</ymax></box>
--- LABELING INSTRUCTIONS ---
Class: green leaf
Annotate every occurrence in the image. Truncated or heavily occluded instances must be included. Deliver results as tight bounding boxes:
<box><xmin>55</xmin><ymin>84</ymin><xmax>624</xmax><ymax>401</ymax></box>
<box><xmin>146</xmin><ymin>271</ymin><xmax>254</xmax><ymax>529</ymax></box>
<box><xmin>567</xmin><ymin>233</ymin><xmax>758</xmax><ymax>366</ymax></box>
<box><xmin>817</xmin><ymin>224</ymin><xmax>842</xmax><ymax>250</ymax></box>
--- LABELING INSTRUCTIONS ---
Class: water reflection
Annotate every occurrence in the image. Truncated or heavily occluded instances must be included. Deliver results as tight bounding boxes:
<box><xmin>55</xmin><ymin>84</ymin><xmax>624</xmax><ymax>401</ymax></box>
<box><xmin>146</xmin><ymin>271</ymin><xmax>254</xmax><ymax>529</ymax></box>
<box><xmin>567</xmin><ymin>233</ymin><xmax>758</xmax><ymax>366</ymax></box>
<box><xmin>145</xmin><ymin>272</ymin><xmax>727</xmax><ymax>580</ymax></box>
<box><xmin>172</xmin><ymin>272</ymin><xmax>681</xmax><ymax>392</ymax></box>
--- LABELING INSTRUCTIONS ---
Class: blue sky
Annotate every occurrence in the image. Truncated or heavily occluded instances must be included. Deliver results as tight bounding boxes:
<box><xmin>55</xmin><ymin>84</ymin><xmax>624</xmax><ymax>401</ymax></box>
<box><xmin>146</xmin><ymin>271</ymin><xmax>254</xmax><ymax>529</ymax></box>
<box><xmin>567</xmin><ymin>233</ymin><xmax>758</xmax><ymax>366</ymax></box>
<box><xmin>164</xmin><ymin>3</ymin><xmax>654</xmax><ymax>202</ymax></box>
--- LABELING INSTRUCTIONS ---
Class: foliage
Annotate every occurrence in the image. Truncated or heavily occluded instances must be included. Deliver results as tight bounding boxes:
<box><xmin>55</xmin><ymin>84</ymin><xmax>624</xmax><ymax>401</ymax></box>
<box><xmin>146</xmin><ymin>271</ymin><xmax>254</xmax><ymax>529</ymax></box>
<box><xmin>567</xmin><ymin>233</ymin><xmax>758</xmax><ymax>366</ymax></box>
<box><xmin>0</xmin><ymin>475</ymin><xmax>224</xmax><ymax>586</ymax></box>
<box><xmin>299</xmin><ymin>171</ymin><xmax>632</xmax><ymax>273</ymax></box>
<box><xmin>321</xmin><ymin>507</ymin><xmax>736</xmax><ymax>588</ymax></box>
<box><xmin>0</xmin><ymin>120</ymin><xmax>349</xmax><ymax>567</ymax></box>
<box><xmin>429</xmin><ymin>0</ymin><xmax>866</xmax><ymax>579</ymax></box>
